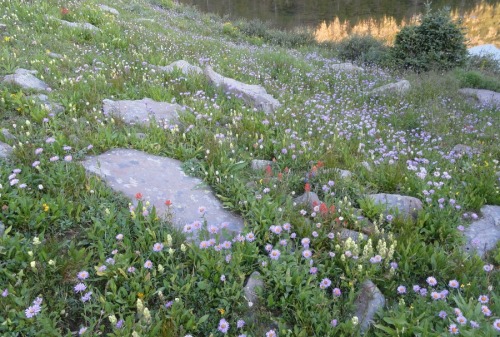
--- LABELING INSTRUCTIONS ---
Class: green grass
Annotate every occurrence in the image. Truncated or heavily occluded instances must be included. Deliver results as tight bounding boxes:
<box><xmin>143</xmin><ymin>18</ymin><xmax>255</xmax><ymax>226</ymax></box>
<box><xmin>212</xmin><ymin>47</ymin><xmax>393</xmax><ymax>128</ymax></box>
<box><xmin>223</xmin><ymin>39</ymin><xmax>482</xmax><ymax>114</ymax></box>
<box><xmin>0</xmin><ymin>0</ymin><xmax>499</xmax><ymax>336</ymax></box>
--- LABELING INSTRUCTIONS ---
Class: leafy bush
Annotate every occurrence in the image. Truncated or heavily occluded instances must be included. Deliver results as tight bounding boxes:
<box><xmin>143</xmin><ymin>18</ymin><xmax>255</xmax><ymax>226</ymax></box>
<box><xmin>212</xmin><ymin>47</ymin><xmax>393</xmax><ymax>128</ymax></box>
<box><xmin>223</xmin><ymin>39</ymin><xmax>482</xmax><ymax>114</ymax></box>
<box><xmin>391</xmin><ymin>7</ymin><xmax>467</xmax><ymax>72</ymax></box>
<box><xmin>454</xmin><ymin>69</ymin><xmax>500</xmax><ymax>92</ymax></box>
<box><xmin>337</xmin><ymin>35</ymin><xmax>390</xmax><ymax>65</ymax></box>
<box><xmin>235</xmin><ymin>19</ymin><xmax>314</xmax><ymax>47</ymax></box>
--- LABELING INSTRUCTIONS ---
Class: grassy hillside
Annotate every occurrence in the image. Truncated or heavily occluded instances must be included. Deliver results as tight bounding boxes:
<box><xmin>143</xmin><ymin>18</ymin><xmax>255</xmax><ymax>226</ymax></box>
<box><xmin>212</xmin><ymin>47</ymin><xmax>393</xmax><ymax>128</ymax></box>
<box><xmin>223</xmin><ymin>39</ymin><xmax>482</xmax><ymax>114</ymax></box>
<box><xmin>0</xmin><ymin>0</ymin><xmax>499</xmax><ymax>336</ymax></box>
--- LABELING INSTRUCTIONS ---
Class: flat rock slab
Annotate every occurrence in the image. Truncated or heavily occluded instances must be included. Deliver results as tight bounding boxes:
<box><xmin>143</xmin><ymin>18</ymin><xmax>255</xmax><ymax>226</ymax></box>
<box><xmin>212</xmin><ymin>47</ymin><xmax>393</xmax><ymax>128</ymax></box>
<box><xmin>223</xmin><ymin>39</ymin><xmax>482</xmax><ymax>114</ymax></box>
<box><xmin>354</xmin><ymin>280</ymin><xmax>385</xmax><ymax>333</ymax></box>
<box><xmin>459</xmin><ymin>88</ymin><xmax>500</xmax><ymax>108</ymax></box>
<box><xmin>99</xmin><ymin>4</ymin><xmax>119</xmax><ymax>15</ymax></box>
<box><xmin>81</xmin><ymin>149</ymin><xmax>244</xmax><ymax>234</ymax></box>
<box><xmin>102</xmin><ymin>98</ymin><xmax>184</xmax><ymax>127</ymax></box>
<box><xmin>28</xmin><ymin>94</ymin><xmax>64</xmax><ymax>114</ymax></box>
<box><xmin>2</xmin><ymin>68</ymin><xmax>50</xmax><ymax>92</ymax></box>
<box><xmin>293</xmin><ymin>192</ymin><xmax>321</xmax><ymax>211</ymax></box>
<box><xmin>156</xmin><ymin>60</ymin><xmax>202</xmax><ymax>75</ymax></box>
<box><xmin>54</xmin><ymin>18</ymin><xmax>100</xmax><ymax>32</ymax></box>
<box><xmin>368</xmin><ymin>80</ymin><xmax>410</xmax><ymax>96</ymax></box>
<box><xmin>0</xmin><ymin>141</ymin><xmax>13</xmax><ymax>159</ymax></box>
<box><xmin>330</xmin><ymin>63</ymin><xmax>364</xmax><ymax>72</ymax></box>
<box><xmin>251</xmin><ymin>159</ymin><xmax>273</xmax><ymax>171</ymax></box>
<box><xmin>368</xmin><ymin>193</ymin><xmax>422</xmax><ymax>219</ymax></box>
<box><xmin>204</xmin><ymin>66</ymin><xmax>281</xmax><ymax>114</ymax></box>
<box><xmin>464</xmin><ymin>205</ymin><xmax>500</xmax><ymax>258</ymax></box>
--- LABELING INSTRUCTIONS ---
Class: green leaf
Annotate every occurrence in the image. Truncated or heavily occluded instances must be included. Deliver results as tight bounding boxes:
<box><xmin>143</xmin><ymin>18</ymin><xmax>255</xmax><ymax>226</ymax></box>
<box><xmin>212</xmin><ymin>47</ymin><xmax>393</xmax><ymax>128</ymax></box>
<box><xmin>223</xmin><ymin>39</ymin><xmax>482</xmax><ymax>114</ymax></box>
<box><xmin>197</xmin><ymin>314</ymin><xmax>209</xmax><ymax>325</ymax></box>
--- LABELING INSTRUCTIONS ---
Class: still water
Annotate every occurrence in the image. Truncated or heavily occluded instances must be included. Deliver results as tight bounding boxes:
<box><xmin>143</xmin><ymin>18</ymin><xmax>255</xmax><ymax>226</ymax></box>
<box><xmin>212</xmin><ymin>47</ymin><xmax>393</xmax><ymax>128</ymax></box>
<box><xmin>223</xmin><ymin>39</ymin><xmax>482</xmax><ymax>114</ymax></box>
<box><xmin>177</xmin><ymin>0</ymin><xmax>500</xmax><ymax>46</ymax></box>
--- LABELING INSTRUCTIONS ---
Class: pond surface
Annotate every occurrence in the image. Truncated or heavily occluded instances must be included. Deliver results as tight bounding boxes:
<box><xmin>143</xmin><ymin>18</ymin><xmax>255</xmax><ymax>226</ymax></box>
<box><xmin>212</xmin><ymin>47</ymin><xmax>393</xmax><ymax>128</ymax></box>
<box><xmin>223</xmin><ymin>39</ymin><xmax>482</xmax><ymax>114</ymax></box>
<box><xmin>178</xmin><ymin>0</ymin><xmax>500</xmax><ymax>46</ymax></box>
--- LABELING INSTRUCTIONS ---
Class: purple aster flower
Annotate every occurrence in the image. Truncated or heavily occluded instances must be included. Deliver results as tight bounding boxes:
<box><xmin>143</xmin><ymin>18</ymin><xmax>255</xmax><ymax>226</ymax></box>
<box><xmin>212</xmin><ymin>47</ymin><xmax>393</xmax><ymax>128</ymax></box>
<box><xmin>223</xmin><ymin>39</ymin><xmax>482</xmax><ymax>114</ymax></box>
<box><xmin>81</xmin><ymin>291</ymin><xmax>92</xmax><ymax>303</ymax></box>
<box><xmin>470</xmin><ymin>321</ymin><xmax>479</xmax><ymax>328</ymax></box>
<box><xmin>493</xmin><ymin>319</ymin><xmax>500</xmax><ymax>331</ymax></box>
<box><xmin>77</xmin><ymin>271</ymin><xmax>89</xmax><ymax>280</ymax></box>
<box><xmin>449</xmin><ymin>324</ymin><xmax>459</xmax><ymax>334</ymax></box>
<box><xmin>330</xmin><ymin>319</ymin><xmax>338</xmax><ymax>327</ymax></box>
<box><xmin>218</xmin><ymin>318</ymin><xmax>229</xmax><ymax>334</ymax></box>
<box><xmin>426</xmin><ymin>276</ymin><xmax>437</xmax><ymax>286</ymax></box>
<box><xmin>265</xmin><ymin>330</ymin><xmax>277</xmax><ymax>337</ymax></box>
<box><xmin>397</xmin><ymin>286</ymin><xmax>406</xmax><ymax>294</ymax></box>
<box><xmin>438</xmin><ymin>311</ymin><xmax>447</xmax><ymax>319</ymax></box>
<box><xmin>165</xmin><ymin>301</ymin><xmax>173</xmax><ymax>309</ymax></box>
<box><xmin>237</xmin><ymin>319</ymin><xmax>245</xmax><ymax>328</ymax></box>
<box><xmin>2</xmin><ymin>289</ymin><xmax>8</xmax><ymax>297</ymax></box>
<box><xmin>116</xmin><ymin>319</ymin><xmax>124</xmax><ymax>328</ymax></box>
<box><xmin>320</xmin><ymin>278</ymin><xmax>332</xmax><ymax>289</ymax></box>
<box><xmin>25</xmin><ymin>304</ymin><xmax>42</xmax><ymax>318</ymax></box>
<box><xmin>448</xmin><ymin>280</ymin><xmax>459</xmax><ymax>288</ymax></box>
<box><xmin>332</xmin><ymin>288</ymin><xmax>342</xmax><ymax>297</ymax></box>
<box><xmin>74</xmin><ymin>283</ymin><xmax>87</xmax><ymax>293</ymax></box>
<box><xmin>153</xmin><ymin>242</ymin><xmax>164</xmax><ymax>252</ymax></box>
<box><xmin>269</xmin><ymin>249</ymin><xmax>281</xmax><ymax>260</ymax></box>
<box><xmin>456</xmin><ymin>315</ymin><xmax>467</xmax><ymax>325</ymax></box>
<box><xmin>478</xmin><ymin>295</ymin><xmax>489</xmax><ymax>304</ymax></box>
<box><xmin>412</xmin><ymin>285</ymin><xmax>420</xmax><ymax>293</ymax></box>
<box><xmin>78</xmin><ymin>327</ymin><xmax>87</xmax><ymax>335</ymax></box>
<box><xmin>144</xmin><ymin>260</ymin><xmax>153</xmax><ymax>269</ymax></box>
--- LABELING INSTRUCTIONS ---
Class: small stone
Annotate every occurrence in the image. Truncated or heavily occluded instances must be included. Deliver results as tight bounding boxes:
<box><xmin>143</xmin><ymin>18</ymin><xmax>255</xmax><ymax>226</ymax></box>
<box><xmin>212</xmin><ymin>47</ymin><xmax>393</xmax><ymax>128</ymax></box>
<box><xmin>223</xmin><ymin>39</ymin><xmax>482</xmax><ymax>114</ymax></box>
<box><xmin>2</xmin><ymin>68</ymin><xmax>50</xmax><ymax>92</ymax></box>
<box><xmin>28</xmin><ymin>94</ymin><xmax>64</xmax><ymax>114</ymax></box>
<box><xmin>244</xmin><ymin>271</ymin><xmax>264</xmax><ymax>306</ymax></box>
<box><xmin>99</xmin><ymin>4</ymin><xmax>119</xmax><ymax>15</ymax></box>
<box><xmin>1</xmin><ymin>129</ymin><xmax>15</xmax><ymax>140</ymax></box>
<box><xmin>293</xmin><ymin>192</ymin><xmax>321</xmax><ymax>211</ymax></box>
<box><xmin>458</xmin><ymin>88</ymin><xmax>500</xmax><ymax>108</ymax></box>
<box><xmin>354</xmin><ymin>280</ymin><xmax>385</xmax><ymax>333</ymax></box>
<box><xmin>251</xmin><ymin>159</ymin><xmax>273</xmax><ymax>171</ymax></box>
<box><xmin>340</xmin><ymin>229</ymin><xmax>367</xmax><ymax>242</ymax></box>
<box><xmin>53</xmin><ymin>18</ymin><xmax>100</xmax><ymax>32</ymax></box>
<box><xmin>337</xmin><ymin>169</ymin><xmax>352</xmax><ymax>179</ymax></box>
<box><xmin>464</xmin><ymin>205</ymin><xmax>500</xmax><ymax>258</ymax></box>
<box><xmin>204</xmin><ymin>65</ymin><xmax>281</xmax><ymax>114</ymax></box>
<box><xmin>367</xmin><ymin>193</ymin><xmax>423</xmax><ymax>220</ymax></box>
<box><xmin>0</xmin><ymin>141</ymin><xmax>13</xmax><ymax>159</ymax></box>
<box><xmin>156</xmin><ymin>60</ymin><xmax>202</xmax><ymax>75</ymax></box>
<box><xmin>48</xmin><ymin>52</ymin><xmax>63</xmax><ymax>59</ymax></box>
<box><xmin>451</xmin><ymin>144</ymin><xmax>480</xmax><ymax>156</ymax></box>
<box><xmin>368</xmin><ymin>80</ymin><xmax>410</xmax><ymax>96</ymax></box>
<box><xmin>102</xmin><ymin>98</ymin><xmax>184</xmax><ymax>127</ymax></box>
<box><xmin>0</xmin><ymin>23</ymin><xmax>7</xmax><ymax>32</ymax></box>
<box><xmin>135</xmin><ymin>133</ymin><xmax>147</xmax><ymax>140</ymax></box>
<box><xmin>330</xmin><ymin>63</ymin><xmax>364</xmax><ymax>72</ymax></box>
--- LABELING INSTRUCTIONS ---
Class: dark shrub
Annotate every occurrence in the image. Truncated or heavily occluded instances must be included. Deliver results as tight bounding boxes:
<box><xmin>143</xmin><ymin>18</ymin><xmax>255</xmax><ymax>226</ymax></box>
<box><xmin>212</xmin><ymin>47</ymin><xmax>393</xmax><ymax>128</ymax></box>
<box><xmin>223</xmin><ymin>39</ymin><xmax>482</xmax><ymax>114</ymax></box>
<box><xmin>337</xmin><ymin>34</ymin><xmax>390</xmax><ymax>65</ymax></box>
<box><xmin>391</xmin><ymin>7</ymin><xmax>467</xmax><ymax>72</ymax></box>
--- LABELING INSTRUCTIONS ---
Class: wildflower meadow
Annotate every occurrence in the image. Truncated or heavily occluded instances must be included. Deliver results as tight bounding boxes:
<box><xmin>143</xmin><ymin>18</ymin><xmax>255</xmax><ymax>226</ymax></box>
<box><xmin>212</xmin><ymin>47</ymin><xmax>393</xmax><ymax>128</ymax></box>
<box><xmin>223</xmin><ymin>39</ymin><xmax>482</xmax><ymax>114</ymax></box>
<box><xmin>0</xmin><ymin>0</ymin><xmax>499</xmax><ymax>336</ymax></box>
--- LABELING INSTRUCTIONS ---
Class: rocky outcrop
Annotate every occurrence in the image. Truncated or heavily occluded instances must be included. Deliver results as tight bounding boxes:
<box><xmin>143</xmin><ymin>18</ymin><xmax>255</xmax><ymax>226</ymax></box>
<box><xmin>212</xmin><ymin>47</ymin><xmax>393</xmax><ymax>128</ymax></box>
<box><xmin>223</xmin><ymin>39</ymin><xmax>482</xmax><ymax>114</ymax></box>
<box><xmin>2</xmin><ymin>68</ymin><xmax>50</xmax><ymax>92</ymax></box>
<box><xmin>330</xmin><ymin>63</ymin><xmax>364</xmax><ymax>72</ymax></box>
<box><xmin>204</xmin><ymin>66</ymin><xmax>281</xmax><ymax>114</ymax></box>
<box><xmin>99</xmin><ymin>4</ymin><xmax>119</xmax><ymax>15</ymax></box>
<box><xmin>354</xmin><ymin>280</ymin><xmax>385</xmax><ymax>333</ymax></box>
<box><xmin>156</xmin><ymin>60</ymin><xmax>202</xmax><ymax>75</ymax></box>
<box><xmin>367</xmin><ymin>193</ymin><xmax>422</xmax><ymax>220</ymax></box>
<box><xmin>459</xmin><ymin>88</ymin><xmax>500</xmax><ymax>108</ymax></box>
<box><xmin>102</xmin><ymin>98</ymin><xmax>184</xmax><ymax>127</ymax></box>
<box><xmin>81</xmin><ymin>149</ymin><xmax>244</xmax><ymax>234</ymax></box>
<box><xmin>0</xmin><ymin>142</ymin><xmax>13</xmax><ymax>159</ymax></box>
<box><xmin>464</xmin><ymin>205</ymin><xmax>500</xmax><ymax>258</ymax></box>
<box><xmin>368</xmin><ymin>80</ymin><xmax>410</xmax><ymax>96</ymax></box>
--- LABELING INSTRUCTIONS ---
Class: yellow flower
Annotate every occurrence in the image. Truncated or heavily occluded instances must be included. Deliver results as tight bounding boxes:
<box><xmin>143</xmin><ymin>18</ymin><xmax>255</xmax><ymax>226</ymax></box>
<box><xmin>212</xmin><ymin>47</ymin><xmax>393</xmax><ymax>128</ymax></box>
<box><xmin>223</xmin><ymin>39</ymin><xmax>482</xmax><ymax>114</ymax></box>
<box><xmin>42</xmin><ymin>203</ymin><xmax>49</xmax><ymax>212</ymax></box>
<box><xmin>137</xmin><ymin>292</ymin><xmax>144</xmax><ymax>299</ymax></box>
<box><xmin>4</xmin><ymin>36</ymin><xmax>11</xmax><ymax>42</ymax></box>
<box><xmin>218</xmin><ymin>308</ymin><xmax>225</xmax><ymax>315</ymax></box>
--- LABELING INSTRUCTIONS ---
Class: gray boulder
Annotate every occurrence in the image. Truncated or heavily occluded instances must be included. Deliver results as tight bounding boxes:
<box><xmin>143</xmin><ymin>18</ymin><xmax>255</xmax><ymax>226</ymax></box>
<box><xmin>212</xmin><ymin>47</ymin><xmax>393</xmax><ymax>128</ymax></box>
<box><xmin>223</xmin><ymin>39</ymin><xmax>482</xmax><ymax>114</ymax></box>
<box><xmin>102</xmin><ymin>98</ymin><xmax>184</xmax><ymax>127</ymax></box>
<box><xmin>368</xmin><ymin>80</ymin><xmax>410</xmax><ymax>96</ymax></box>
<box><xmin>2</xmin><ymin>68</ymin><xmax>50</xmax><ymax>92</ymax></box>
<box><xmin>1</xmin><ymin>129</ymin><xmax>15</xmax><ymax>140</ymax></box>
<box><xmin>0</xmin><ymin>141</ymin><xmax>13</xmax><ymax>159</ymax></box>
<box><xmin>156</xmin><ymin>60</ymin><xmax>202</xmax><ymax>75</ymax></box>
<box><xmin>330</xmin><ymin>63</ymin><xmax>364</xmax><ymax>72</ymax></box>
<box><xmin>204</xmin><ymin>66</ymin><xmax>281</xmax><ymax>114</ymax></box>
<box><xmin>293</xmin><ymin>191</ymin><xmax>321</xmax><ymax>211</ymax></box>
<box><xmin>340</xmin><ymin>229</ymin><xmax>367</xmax><ymax>242</ymax></box>
<box><xmin>0</xmin><ymin>23</ymin><xmax>6</xmax><ymax>32</ymax></box>
<box><xmin>354</xmin><ymin>280</ymin><xmax>385</xmax><ymax>333</ymax></box>
<box><xmin>81</xmin><ymin>149</ymin><xmax>244</xmax><ymax>234</ymax></box>
<box><xmin>251</xmin><ymin>159</ymin><xmax>273</xmax><ymax>171</ymax></box>
<box><xmin>48</xmin><ymin>52</ymin><xmax>63</xmax><ymax>59</ymax></box>
<box><xmin>28</xmin><ymin>94</ymin><xmax>64</xmax><ymax>114</ymax></box>
<box><xmin>54</xmin><ymin>18</ymin><xmax>100</xmax><ymax>32</ymax></box>
<box><xmin>464</xmin><ymin>205</ymin><xmax>500</xmax><ymax>258</ymax></box>
<box><xmin>367</xmin><ymin>193</ymin><xmax>422</xmax><ymax>220</ymax></box>
<box><xmin>99</xmin><ymin>4</ymin><xmax>119</xmax><ymax>15</ymax></box>
<box><xmin>459</xmin><ymin>88</ymin><xmax>500</xmax><ymax>108</ymax></box>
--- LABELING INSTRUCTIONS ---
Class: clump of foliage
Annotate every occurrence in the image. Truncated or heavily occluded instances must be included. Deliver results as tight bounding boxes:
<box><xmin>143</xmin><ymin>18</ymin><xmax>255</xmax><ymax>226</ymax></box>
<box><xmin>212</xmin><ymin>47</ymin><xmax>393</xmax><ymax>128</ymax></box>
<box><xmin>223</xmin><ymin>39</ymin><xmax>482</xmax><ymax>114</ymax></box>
<box><xmin>337</xmin><ymin>34</ymin><xmax>390</xmax><ymax>65</ymax></box>
<box><xmin>391</xmin><ymin>6</ymin><xmax>468</xmax><ymax>72</ymax></box>
<box><xmin>235</xmin><ymin>19</ymin><xmax>314</xmax><ymax>47</ymax></box>
<box><xmin>454</xmin><ymin>69</ymin><xmax>500</xmax><ymax>92</ymax></box>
